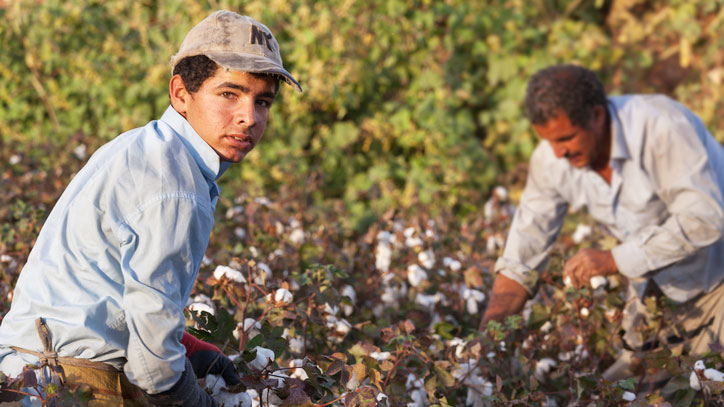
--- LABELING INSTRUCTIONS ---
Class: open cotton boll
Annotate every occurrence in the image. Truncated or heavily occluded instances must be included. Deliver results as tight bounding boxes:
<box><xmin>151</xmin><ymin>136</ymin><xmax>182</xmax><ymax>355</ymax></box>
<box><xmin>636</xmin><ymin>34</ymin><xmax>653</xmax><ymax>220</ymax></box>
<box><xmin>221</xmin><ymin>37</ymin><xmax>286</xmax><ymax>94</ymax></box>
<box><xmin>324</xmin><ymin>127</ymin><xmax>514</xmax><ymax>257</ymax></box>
<box><xmin>375</xmin><ymin>242</ymin><xmax>393</xmax><ymax>273</ymax></box>
<box><xmin>249</xmin><ymin>347</ymin><xmax>275</xmax><ymax>371</ymax></box>
<box><xmin>407</xmin><ymin>264</ymin><xmax>428</xmax><ymax>287</ymax></box>
<box><xmin>622</xmin><ymin>391</ymin><xmax>636</xmax><ymax>402</ymax></box>
<box><xmin>571</xmin><ymin>224</ymin><xmax>592</xmax><ymax>244</ymax></box>
<box><xmin>590</xmin><ymin>276</ymin><xmax>608</xmax><ymax>290</ymax></box>
<box><xmin>443</xmin><ymin>257</ymin><xmax>462</xmax><ymax>272</ymax></box>
<box><xmin>73</xmin><ymin>144</ymin><xmax>87</xmax><ymax>160</ymax></box>
<box><xmin>288</xmin><ymin>227</ymin><xmax>305</xmax><ymax>244</ymax></box>
<box><xmin>371</xmin><ymin>351</ymin><xmax>391</xmax><ymax>361</ymax></box>
<box><xmin>534</xmin><ymin>358</ymin><xmax>557</xmax><ymax>382</ymax></box>
<box><xmin>564</xmin><ymin>276</ymin><xmax>573</xmax><ymax>288</ymax></box>
<box><xmin>289</xmin><ymin>359</ymin><xmax>309</xmax><ymax>381</ymax></box>
<box><xmin>690</xmin><ymin>371</ymin><xmax>702</xmax><ymax>390</ymax></box>
<box><xmin>274</xmin><ymin>288</ymin><xmax>293</xmax><ymax>304</ymax></box>
<box><xmin>214</xmin><ymin>265</ymin><xmax>247</xmax><ymax>284</ymax></box>
<box><xmin>695</xmin><ymin>360</ymin><xmax>706</xmax><ymax>371</ymax></box>
<box><xmin>418</xmin><ymin>249</ymin><xmax>435</xmax><ymax>269</ymax></box>
<box><xmin>579</xmin><ymin>307</ymin><xmax>590</xmax><ymax>318</ymax></box>
<box><xmin>288</xmin><ymin>337</ymin><xmax>304</xmax><ymax>354</ymax></box>
<box><xmin>706</xmin><ymin>368</ymin><xmax>724</xmax><ymax>382</ymax></box>
<box><xmin>233</xmin><ymin>318</ymin><xmax>261</xmax><ymax>341</ymax></box>
<box><xmin>253</xmin><ymin>263</ymin><xmax>272</xmax><ymax>286</ymax></box>
<box><xmin>188</xmin><ymin>302</ymin><xmax>215</xmax><ymax>317</ymax></box>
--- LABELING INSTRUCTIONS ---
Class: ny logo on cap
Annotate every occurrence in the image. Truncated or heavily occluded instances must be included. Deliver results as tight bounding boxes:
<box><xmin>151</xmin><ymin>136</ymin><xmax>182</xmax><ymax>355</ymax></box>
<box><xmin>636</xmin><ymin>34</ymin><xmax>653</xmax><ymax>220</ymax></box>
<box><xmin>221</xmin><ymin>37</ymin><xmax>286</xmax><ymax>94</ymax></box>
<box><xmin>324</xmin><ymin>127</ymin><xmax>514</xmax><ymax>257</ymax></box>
<box><xmin>250</xmin><ymin>25</ymin><xmax>274</xmax><ymax>52</ymax></box>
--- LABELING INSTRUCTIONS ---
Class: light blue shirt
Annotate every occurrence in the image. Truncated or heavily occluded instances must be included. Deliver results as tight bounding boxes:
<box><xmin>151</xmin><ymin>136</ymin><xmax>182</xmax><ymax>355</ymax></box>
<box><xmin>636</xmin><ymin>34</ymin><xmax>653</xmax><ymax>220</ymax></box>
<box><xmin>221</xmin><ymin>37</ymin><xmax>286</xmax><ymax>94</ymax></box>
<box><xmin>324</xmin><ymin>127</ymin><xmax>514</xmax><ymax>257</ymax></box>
<box><xmin>0</xmin><ymin>106</ymin><xmax>231</xmax><ymax>394</ymax></box>
<box><xmin>497</xmin><ymin>95</ymin><xmax>724</xmax><ymax>302</ymax></box>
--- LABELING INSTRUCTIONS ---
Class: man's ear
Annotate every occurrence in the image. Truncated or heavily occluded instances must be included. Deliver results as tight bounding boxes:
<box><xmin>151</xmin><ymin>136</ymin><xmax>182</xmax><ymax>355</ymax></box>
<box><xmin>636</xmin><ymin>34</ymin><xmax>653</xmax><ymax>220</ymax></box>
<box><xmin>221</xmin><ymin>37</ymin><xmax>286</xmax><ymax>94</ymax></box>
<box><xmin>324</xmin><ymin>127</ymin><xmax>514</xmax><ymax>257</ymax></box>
<box><xmin>169</xmin><ymin>74</ymin><xmax>190</xmax><ymax>118</ymax></box>
<box><xmin>592</xmin><ymin>104</ymin><xmax>607</xmax><ymax>130</ymax></box>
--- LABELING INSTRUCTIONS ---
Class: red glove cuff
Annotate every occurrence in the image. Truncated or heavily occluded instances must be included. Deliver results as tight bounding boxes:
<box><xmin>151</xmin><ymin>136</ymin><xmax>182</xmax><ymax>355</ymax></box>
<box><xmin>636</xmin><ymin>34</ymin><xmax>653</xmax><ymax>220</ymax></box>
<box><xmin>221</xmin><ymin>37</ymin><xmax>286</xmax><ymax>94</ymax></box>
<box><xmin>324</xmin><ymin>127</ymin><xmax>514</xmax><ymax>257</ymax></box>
<box><xmin>181</xmin><ymin>332</ymin><xmax>221</xmax><ymax>357</ymax></box>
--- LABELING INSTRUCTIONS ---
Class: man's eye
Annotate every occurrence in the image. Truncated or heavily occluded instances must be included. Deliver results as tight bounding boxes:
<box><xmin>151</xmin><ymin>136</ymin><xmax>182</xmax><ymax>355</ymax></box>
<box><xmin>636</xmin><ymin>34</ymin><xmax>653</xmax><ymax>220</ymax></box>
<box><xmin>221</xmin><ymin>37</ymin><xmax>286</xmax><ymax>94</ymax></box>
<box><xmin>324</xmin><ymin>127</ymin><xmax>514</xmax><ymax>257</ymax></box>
<box><xmin>256</xmin><ymin>99</ymin><xmax>272</xmax><ymax>108</ymax></box>
<box><xmin>221</xmin><ymin>92</ymin><xmax>236</xmax><ymax>99</ymax></box>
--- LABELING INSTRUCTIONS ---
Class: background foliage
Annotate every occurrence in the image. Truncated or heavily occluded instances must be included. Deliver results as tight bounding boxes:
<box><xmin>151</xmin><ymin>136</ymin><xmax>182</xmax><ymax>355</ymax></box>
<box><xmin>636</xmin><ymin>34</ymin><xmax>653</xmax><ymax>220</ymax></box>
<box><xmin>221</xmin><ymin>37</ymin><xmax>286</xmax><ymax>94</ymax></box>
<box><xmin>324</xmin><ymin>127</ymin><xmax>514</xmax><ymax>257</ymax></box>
<box><xmin>3</xmin><ymin>0</ymin><xmax>724</xmax><ymax>406</ymax></box>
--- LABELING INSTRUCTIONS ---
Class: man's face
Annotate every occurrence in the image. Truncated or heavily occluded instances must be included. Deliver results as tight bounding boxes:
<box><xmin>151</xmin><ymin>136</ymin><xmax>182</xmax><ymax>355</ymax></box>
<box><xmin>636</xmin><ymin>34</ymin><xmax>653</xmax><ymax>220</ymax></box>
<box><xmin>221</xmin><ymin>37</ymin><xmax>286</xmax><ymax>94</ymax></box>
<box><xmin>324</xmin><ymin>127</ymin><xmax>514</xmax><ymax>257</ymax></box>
<box><xmin>172</xmin><ymin>69</ymin><xmax>277</xmax><ymax>163</ymax></box>
<box><xmin>533</xmin><ymin>108</ymin><xmax>606</xmax><ymax>169</ymax></box>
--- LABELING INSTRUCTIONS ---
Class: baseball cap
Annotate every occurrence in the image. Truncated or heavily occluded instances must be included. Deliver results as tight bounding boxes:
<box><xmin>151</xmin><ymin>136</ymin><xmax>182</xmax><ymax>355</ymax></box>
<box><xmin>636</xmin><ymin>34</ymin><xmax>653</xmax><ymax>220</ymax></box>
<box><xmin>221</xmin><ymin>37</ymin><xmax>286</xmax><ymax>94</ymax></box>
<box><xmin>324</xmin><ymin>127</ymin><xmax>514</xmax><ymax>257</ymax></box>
<box><xmin>170</xmin><ymin>10</ymin><xmax>302</xmax><ymax>93</ymax></box>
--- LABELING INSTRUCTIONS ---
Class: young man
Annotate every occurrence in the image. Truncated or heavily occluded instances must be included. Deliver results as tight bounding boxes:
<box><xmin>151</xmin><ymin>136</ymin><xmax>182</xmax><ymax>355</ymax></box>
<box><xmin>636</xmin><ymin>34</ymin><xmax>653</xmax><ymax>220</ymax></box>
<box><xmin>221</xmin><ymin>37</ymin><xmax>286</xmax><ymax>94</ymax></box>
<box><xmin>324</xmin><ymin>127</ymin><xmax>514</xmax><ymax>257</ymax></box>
<box><xmin>0</xmin><ymin>10</ymin><xmax>300</xmax><ymax>406</ymax></box>
<box><xmin>481</xmin><ymin>65</ymin><xmax>724</xmax><ymax>382</ymax></box>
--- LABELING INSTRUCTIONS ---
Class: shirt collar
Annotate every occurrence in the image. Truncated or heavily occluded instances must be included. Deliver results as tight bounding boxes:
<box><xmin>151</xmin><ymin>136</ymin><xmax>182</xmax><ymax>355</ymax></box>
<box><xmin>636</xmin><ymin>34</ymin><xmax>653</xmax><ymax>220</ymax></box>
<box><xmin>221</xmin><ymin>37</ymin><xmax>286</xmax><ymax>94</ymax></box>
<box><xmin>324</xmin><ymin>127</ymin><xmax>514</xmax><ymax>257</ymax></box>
<box><xmin>608</xmin><ymin>99</ymin><xmax>629</xmax><ymax>162</ymax></box>
<box><xmin>159</xmin><ymin>105</ymin><xmax>232</xmax><ymax>182</ymax></box>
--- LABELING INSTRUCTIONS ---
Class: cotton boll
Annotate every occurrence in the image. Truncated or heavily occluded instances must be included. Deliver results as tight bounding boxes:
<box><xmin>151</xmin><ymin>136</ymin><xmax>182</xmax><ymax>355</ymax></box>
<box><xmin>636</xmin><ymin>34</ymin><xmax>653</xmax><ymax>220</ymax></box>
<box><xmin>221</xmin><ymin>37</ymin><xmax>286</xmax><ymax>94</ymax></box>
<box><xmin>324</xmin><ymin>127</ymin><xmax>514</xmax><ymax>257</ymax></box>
<box><xmin>254</xmin><ymin>263</ymin><xmax>272</xmax><ymax>285</ymax></box>
<box><xmin>705</xmin><ymin>368</ymin><xmax>724</xmax><ymax>382</ymax></box>
<box><xmin>462</xmin><ymin>288</ymin><xmax>486</xmax><ymax>314</ymax></box>
<box><xmin>694</xmin><ymin>360</ymin><xmax>706</xmax><ymax>371</ymax></box>
<box><xmin>233</xmin><ymin>318</ymin><xmax>261</xmax><ymax>341</ymax></box>
<box><xmin>323</xmin><ymin>302</ymin><xmax>339</xmax><ymax>316</ymax></box>
<box><xmin>214</xmin><ymin>265</ymin><xmax>247</xmax><ymax>284</ymax></box>
<box><xmin>590</xmin><ymin>276</ymin><xmax>608</xmax><ymax>290</ymax></box>
<box><xmin>486</xmin><ymin>234</ymin><xmax>504</xmax><ymax>255</ymax></box>
<box><xmin>405</xmin><ymin>236</ymin><xmax>424</xmax><ymax>248</ymax></box>
<box><xmin>564</xmin><ymin>276</ymin><xmax>573</xmax><ymax>288</ymax></box>
<box><xmin>289</xmin><ymin>337</ymin><xmax>304</xmax><ymax>354</ymax></box>
<box><xmin>249</xmin><ymin>347</ymin><xmax>275</xmax><ymax>371</ymax></box>
<box><xmin>534</xmin><ymin>358</ymin><xmax>557</xmax><ymax>382</ymax></box>
<box><xmin>340</xmin><ymin>285</ymin><xmax>356</xmax><ymax>316</ymax></box>
<box><xmin>288</xmin><ymin>359</ymin><xmax>309</xmax><ymax>381</ymax></box>
<box><xmin>540</xmin><ymin>321</ymin><xmax>553</xmax><ymax>334</ymax></box>
<box><xmin>254</xmin><ymin>197</ymin><xmax>271</xmax><ymax>206</ymax></box>
<box><xmin>375</xmin><ymin>242</ymin><xmax>393</xmax><ymax>273</ymax></box>
<box><xmin>371</xmin><ymin>351</ymin><xmax>391</xmax><ymax>361</ymax></box>
<box><xmin>418</xmin><ymin>249</ymin><xmax>435</xmax><ymax>269</ymax></box>
<box><xmin>407</xmin><ymin>264</ymin><xmax>428</xmax><ymax>287</ymax></box>
<box><xmin>571</xmin><ymin>224</ymin><xmax>592</xmax><ymax>244</ymax></box>
<box><xmin>189</xmin><ymin>302</ymin><xmax>215</xmax><ymax>317</ymax></box>
<box><xmin>274</xmin><ymin>288</ymin><xmax>293</xmax><ymax>304</ymax></box>
<box><xmin>690</xmin><ymin>371</ymin><xmax>702</xmax><ymax>390</ymax></box>
<box><xmin>408</xmin><ymin>389</ymin><xmax>427</xmax><ymax>407</ymax></box>
<box><xmin>205</xmin><ymin>374</ymin><xmax>226</xmax><ymax>395</ymax></box>
<box><xmin>225</xmin><ymin>205</ymin><xmax>245</xmax><ymax>220</ymax></box>
<box><xmin>442</xmin><ymin>257</ymin><xmax>462</xmax><ymax>272</ymax></box>
<box><xmin>622</xmin><ymin>391</ymin><xmax>635</xmax><ymax>402</ymax></box>
<box><xmin>334</xmin><ymin>318</ymin><xmax>352</xmax><ymax>335</ymax></box>
<box><xmin>580</xmin><ymin>307</ymin><xmax>590</xmax><ymax>318</ymax></box>
<box><xmin>288</xmin><ymin>228</ymin><xmax>305</xmax><ymax>244</ymax></box>
<box><xmin>415</xmin><ymin>293</ymin><xmax>439</xmax><ymax>310</ymax></box>
<box><xmin>234</xmin><ymin>227</ymin><xmax>247</xmax><ymax>240</ymax></box>
<box><xmin>260</xmin><ymin>388</ymin><xmax>283</xmax><ymax>407</ymax></box>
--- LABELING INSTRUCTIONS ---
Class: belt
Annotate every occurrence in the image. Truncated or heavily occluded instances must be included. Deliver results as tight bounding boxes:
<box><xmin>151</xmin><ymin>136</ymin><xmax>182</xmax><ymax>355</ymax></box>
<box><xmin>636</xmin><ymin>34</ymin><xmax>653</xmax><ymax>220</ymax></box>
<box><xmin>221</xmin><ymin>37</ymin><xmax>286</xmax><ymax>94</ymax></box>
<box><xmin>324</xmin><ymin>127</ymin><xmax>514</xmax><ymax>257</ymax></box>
<box><xmin>11</xmin><ymin>318</ymin><xmax>120</xmax><ymax>386</ymax></box>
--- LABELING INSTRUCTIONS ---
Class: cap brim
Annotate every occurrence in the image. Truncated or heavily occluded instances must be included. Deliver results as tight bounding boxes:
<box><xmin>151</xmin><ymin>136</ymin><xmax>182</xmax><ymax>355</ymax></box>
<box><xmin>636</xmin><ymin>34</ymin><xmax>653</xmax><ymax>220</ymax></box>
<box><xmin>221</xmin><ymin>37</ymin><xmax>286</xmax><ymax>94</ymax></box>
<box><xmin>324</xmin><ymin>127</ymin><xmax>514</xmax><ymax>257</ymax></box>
<box><xmin>206</xmin><ymin>52</ymin><xmax>302</xmax><ymax>93</ymax></box>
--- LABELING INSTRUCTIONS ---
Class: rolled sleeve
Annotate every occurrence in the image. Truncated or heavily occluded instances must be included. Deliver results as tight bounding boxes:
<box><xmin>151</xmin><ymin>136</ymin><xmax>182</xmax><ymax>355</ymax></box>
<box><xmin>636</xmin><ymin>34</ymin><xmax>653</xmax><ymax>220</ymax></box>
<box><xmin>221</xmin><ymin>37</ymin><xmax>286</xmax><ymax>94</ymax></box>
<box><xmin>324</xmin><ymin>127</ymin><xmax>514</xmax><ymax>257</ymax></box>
<box><xmin>117</xmin><ymin>193</ymin><xmax>213</xmax><ymax>394</ymax></box>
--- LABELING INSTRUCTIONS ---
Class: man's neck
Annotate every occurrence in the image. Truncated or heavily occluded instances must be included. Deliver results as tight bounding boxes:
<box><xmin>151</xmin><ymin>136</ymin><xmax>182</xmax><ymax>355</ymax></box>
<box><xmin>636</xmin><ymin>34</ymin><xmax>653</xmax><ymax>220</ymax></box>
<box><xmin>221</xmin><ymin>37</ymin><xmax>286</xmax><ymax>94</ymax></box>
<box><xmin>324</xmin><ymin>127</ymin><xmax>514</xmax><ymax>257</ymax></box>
<box><xmin>591</xmin><ymin>118</ymin><xmax>613</xmax><ymax>184</ymax></box>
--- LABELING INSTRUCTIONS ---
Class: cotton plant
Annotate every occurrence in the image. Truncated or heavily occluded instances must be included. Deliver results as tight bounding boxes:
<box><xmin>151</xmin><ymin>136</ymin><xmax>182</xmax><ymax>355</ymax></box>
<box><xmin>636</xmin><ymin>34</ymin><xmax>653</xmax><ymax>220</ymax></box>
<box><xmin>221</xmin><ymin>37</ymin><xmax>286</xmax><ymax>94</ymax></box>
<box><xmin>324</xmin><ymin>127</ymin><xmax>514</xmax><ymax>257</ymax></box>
<box><xmin>405</xmin><ymin>373</ymin><xmax>428</xmax><ymax>407</ymax></box>
<box><xmin>689</xmin><ymin>360</ymin><xmax>724</xmax><ymax>391</ymax></box>
<box><xmin>205</xmin><ymin>374</ymin><xmax>252</xmax><ymax>407</ymax></box>
<box><xmin>483</xmin><ymin>186</ymin><xmax>515</xmax><ymax>221</ymax></box>
<box><xmin>453</xmin><ymin>359</ymin><xmax>493</xmax><ymax>407</ymax></box>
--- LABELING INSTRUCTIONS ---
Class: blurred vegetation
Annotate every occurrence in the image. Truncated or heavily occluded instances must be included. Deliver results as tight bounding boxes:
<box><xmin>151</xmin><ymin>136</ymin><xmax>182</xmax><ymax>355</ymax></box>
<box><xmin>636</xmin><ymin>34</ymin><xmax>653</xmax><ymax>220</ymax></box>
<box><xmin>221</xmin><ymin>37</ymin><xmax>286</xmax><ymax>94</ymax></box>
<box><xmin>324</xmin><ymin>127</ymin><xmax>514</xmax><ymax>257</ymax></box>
<box><xmin>3</xmin><ymin>0</ymin><xmax>724</xmax><ymax>231</ymax></box>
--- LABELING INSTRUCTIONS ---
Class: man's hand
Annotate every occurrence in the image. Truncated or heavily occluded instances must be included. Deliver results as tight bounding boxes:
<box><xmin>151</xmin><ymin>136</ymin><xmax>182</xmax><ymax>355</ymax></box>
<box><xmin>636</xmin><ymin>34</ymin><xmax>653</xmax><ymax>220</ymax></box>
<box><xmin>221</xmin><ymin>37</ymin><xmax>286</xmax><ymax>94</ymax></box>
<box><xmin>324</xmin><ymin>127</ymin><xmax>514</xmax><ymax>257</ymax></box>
<box><xmin>181</xmin><ymin>332</ymin><xmax>240</xmax><ymax>385</ymax></box>
<box><xmin>479</xmin><ymin>274</ymin><xmax>530</xmax><ymax>330</ymax></box>
<box><xmin>562</xmin><ymin>248</ymin><xmax>618</xmax><ymax>289</ymax></box>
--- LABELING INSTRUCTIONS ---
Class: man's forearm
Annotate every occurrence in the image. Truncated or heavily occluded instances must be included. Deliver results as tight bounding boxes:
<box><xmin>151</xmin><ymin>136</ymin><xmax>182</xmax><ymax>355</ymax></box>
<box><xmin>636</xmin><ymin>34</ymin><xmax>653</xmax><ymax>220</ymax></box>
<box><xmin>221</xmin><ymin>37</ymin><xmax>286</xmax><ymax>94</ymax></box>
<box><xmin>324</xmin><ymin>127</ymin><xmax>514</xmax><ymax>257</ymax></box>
<box><xmin>479</xmin><ymin>274</ymin><xmax>530</xmax><ymax>330</ymax></box>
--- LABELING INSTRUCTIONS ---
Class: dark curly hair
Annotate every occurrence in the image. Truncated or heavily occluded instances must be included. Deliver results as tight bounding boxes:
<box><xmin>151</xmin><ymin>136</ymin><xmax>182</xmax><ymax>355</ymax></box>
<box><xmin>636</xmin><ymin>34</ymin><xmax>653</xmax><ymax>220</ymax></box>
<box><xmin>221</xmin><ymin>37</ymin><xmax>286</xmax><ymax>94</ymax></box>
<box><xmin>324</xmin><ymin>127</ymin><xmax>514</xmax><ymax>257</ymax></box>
<box><xmin>172</xmin><ymin>55</ymin><xmax>281</xmax><ymax>94</ymax></box>
<box><xmin>172</xmin><ymin>55</ymin><xmax>220</xmax><ymax>93</ymax></box>
<box><xmin>524</xmin><ymin>65</ymin><xmax>608</xmax><ymax>128</ymax></box>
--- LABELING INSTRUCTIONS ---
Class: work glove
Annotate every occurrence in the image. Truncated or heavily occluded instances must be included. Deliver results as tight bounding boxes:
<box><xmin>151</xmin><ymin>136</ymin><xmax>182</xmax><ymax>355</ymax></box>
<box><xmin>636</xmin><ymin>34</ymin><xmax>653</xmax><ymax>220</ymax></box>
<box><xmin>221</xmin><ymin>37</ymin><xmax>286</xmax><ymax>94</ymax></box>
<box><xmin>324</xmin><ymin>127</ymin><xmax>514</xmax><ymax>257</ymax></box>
<box><xmin>144</xmin><ymin>358</ymin><xmax>218</xmax><ymax>407</ymax></box>
<box><xmin>181</xmin><ymin>331</ymin><xmax>240</xmax><ymax>386</ymax></box>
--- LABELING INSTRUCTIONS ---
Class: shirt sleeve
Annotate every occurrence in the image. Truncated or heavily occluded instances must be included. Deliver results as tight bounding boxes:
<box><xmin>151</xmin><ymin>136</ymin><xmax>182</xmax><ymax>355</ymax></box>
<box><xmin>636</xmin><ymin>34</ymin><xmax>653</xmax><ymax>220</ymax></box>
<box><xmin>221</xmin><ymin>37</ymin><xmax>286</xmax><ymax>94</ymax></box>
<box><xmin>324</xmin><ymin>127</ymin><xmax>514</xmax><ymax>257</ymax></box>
<box><xmin>495</xmin><ymin>144</ymin><xmax>569</xmax><ymax>294</ymax></box>
<box><xmin>116</xmin><ymin>193</ymin><xmax>214</xmax><ymax>394</ymax></box>
<box><xmin>611</xmin><ymin>110</ymin><xmax>724</xmax><ymax>279</ymax></box>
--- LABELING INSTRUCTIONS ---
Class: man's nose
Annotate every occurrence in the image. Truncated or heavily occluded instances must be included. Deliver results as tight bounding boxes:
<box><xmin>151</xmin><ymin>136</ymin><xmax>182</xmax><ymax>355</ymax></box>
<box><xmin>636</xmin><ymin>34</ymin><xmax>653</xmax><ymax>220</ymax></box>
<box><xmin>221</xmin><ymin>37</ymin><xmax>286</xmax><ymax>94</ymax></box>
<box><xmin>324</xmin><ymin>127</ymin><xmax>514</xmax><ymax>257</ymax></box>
<box><xmin>236</xmin><ymin>98</ymin><xmax>256</xmax><ymax>127</ymax></box>
<box><xmin>553</xmin><ymin>144</ymin><xmax>568</xmax><ymax>158</ymax></box>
